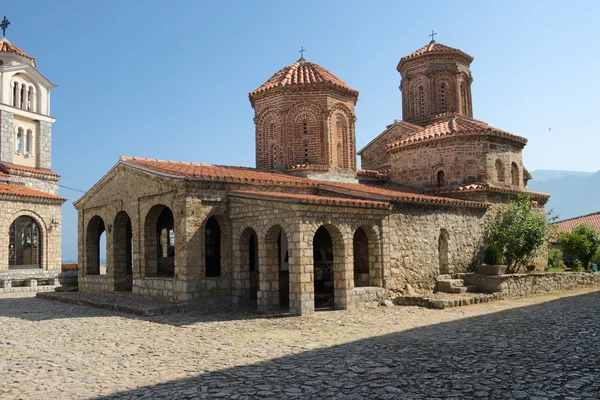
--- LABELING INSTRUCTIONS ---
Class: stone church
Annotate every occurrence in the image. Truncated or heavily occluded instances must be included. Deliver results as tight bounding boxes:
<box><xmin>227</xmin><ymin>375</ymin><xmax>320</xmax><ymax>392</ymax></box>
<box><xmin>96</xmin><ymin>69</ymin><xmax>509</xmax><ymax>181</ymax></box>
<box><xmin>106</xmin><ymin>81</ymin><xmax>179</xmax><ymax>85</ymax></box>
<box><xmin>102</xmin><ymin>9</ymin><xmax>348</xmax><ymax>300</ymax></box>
<box><xmin>75</xmin><ymin>39</ymin><xmax>549</xmax><ymax>315</ymax></box>
<box><xmin>0</xmin><ymin>33</ymin><xmax>65</xmax><ymax>290</ymax></box>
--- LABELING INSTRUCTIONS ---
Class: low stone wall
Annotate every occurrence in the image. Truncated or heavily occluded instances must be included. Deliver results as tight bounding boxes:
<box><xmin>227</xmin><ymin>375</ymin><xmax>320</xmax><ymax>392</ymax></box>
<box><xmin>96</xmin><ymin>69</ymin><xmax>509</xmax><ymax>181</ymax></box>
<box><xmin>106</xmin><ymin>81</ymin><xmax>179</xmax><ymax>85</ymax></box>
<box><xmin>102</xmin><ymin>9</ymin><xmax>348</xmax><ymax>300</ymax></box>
<box><xmin>133</xmin><ymin>278</ymin><xmax>175</xmax><ymax>299</ymax></box>
<box><xmin>354</xmin><ymin>286</ymin><xmax>389</xmax><ymax>309</ymax></box>
<box><xmin>79</xmin><ymin>275</ymin><xmax>114</xmax><ymax>293</ymax></box>
<box><xmin>464</xmin><ymin>272</ymin><xmax>600</xmax><ymax>297</ymax></box>
<box><xmin>0</xmin><ymin>269</ymin><xmax>59</xmax><ymax>293</ymax></box>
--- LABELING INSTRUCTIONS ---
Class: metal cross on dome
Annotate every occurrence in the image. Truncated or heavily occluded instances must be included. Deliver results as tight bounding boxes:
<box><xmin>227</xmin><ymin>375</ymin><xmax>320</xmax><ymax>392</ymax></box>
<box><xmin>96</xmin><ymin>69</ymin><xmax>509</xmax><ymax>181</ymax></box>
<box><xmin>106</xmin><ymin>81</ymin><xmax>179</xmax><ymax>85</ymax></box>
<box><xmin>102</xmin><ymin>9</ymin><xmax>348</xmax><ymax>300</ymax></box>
<box><xmin>429</xmin><ymin>30</ymin><xmax>437</xmax><ymax>41</ymax></box>
<box><xmin>1</xmin><ymin>16</ymin><xmax>9</xmax><ymax>38</ymax></box>
<box><xmin>299</xmin><ymin>46</ymin><xmax>305</xmax><ymax>58</ymax></box>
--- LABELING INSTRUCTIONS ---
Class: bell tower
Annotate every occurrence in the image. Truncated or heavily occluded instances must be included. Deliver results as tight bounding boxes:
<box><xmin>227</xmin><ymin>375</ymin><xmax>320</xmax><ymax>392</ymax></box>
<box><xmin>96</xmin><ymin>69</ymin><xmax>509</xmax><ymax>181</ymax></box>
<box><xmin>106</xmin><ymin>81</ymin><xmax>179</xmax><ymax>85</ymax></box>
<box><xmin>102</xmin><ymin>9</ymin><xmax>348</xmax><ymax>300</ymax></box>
<box><xmin>398</xmin><ymin>39</ymin><xmax>474</xmax><ymax>125</ymax></box>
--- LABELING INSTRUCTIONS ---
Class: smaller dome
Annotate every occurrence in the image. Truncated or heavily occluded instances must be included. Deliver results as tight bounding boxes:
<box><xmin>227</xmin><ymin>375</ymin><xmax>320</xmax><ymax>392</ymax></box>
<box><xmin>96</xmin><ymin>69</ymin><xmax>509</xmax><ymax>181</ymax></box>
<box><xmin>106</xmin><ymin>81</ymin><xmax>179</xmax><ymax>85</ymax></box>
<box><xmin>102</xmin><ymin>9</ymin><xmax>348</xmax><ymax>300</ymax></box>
<box><xmin>0</xmin><ymin>37</ymin><xmax>36</xmax><ymax>67</ymax></box>
<box><xmin>397</xmin><ymin>40</ymin><xmax>472</xmax><ymax>71</ymax></box>
<box><xmin>250</xmin><ymin>58</ymin><xmax>358</xmax><ymax>101</ymax></box>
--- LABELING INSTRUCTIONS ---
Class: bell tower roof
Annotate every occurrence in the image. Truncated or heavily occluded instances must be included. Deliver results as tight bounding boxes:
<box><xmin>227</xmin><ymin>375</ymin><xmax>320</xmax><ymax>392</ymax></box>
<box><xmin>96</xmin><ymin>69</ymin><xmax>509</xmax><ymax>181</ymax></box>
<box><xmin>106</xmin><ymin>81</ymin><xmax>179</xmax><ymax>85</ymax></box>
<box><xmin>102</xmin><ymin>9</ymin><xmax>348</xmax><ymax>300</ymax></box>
<box><xmin>0</xmin><ymin>37</ymin><xmax>36</xmax><ymax>67</ymax></box>
<box><xmin>249</xmin><ymin>58</ymin><xmax>358</xmax><ymax>104</ymax></box>
<box><xmin>397</xmin><ymin>40</ymin><xmax>473</xmax><ymax>72</ymax></box>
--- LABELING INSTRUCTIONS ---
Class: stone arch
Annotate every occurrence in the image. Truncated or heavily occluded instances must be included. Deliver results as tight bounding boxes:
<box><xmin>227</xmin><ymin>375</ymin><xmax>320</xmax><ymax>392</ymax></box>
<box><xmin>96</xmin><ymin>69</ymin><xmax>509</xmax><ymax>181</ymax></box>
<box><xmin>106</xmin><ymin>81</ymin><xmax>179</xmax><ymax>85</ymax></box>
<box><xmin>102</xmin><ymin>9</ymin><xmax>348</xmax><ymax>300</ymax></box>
<box><xmin>352</xmin><ymin>225</ymin><xmax>383</xmax><ymax>288</ymax></box>
<box><xmin>464</xmin><ymin>161</ymin><xmax>478</xmax><ymax>184</ymax></box>
<box><xmin>257</xmin><ymin>110</ymin><xmax>283</xmax><ymax>170</ymax></box>
<box><xmin>286</xmin><ymin>100</ymin><xmax>325</xmax><ymax>166</ymax></box>
<box><xmin>113</xmin><ymin>211</ymin><xmax>133</xmax><ymax>291</ymax></box>
<box><xmin>408</xmin><ymin>74</ymin><xmax>430</xmax><ymax>120</ymax></box>
<box><xmin>8</xmin><ymin>215</ymin><xmax>42</xmax><ymax>270</ymax></box>
<box><xmin>438</xmin><ymin>228</ymin><xmax>450</xmax><ymax>275</ymax></box>
<box><xmin>312</xmin><ymin>224</ymin><xmax>346</xmax><ymax>309</ymax></box>
<box><xmin>85</xmin><ymin>215</ymin><xmax>105</xmax><ymax>276</ymax></box>
<box><xmin>432</xmin><ymin>164</ymin><xmax>445</xmax><ymax>187</ymax></box>
<box><xmin>6</xmin><ymin>210</ymin><xmax>48</xmax><ymax>270</ymax></box>
<box><xmin>331</xmin><ymin>112</ymin><xmax>351</xmax><ymax>169</ymax></box>
<box><xmin>495</xmin><ymin>159</ymin><xmax>505</xmax><ymax>182</ymax></box>
<box><xmin>511</xmin><ymin>162</ymin><xmax>520</xmax><ymax>186</ymax></box>
<box><xmin>260</xmin><ymin>224</ymin><xmax>290</xmax><ymax>312</ymax></box>
<box><xmin>237</xmin><ymin>227</ymin><xmax>259</xmax><ymax>302</ymax></box>
<box><xmin>143</xmin><ymin>204</ymin><xmax>174</xmax><ymax>278</ymax></box>
<box><xmin>433</xmin><ymin>72</ymin><xmax>457</xmax><ymax>114</ymax></box>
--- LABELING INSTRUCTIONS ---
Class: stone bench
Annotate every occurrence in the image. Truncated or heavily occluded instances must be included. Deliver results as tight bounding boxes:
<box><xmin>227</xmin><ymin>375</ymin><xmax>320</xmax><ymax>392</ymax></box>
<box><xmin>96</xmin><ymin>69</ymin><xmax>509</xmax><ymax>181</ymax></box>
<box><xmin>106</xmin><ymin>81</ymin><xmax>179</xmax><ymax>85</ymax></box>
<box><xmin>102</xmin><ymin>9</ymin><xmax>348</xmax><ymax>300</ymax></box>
<box><xmin>0</xmin><ymin>272</ymin><xmax>60</xmax><ymax>293</ymax></box>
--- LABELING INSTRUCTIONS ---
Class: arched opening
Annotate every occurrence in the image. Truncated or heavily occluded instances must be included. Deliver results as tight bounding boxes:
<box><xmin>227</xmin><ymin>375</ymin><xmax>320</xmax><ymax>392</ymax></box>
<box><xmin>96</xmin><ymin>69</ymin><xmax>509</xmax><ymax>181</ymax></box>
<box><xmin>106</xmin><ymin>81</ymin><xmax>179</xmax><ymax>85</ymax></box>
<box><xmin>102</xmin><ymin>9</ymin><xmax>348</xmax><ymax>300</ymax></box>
<box><xmin>205</xmin><ymin>217</ymin><xmax>221</xmax><ymax>277</ymax></box>
<box><xmin>440</xmin><ymin>83</ymin><xmax>446</xmax><ymax>113</ymax></box>
<box><xmin>113</xmin><ymin>211</ymin><xmax>133</xmax><ymax>291</ymax></box>
<box><xmin>144</xmin><ymin>205</ymin><xmax>174</xmax><ymax>278</ymax></box>
<box><xmin>85</xmin><ymin>216</ymin><xmax>105</xmax><ymax>275</ymax></box>
<box><xmin>313</xmin><ymin>226</ymin><xmax>335</xmax><ymax>309</ymax></box>
<box><xmin>511</xmin><ymin>162</ymin><xmax>519</xmax><ymax>186</ymax></box>
<box><xmin>25</xmin><ymin>129</ymin><xmax>32</xmax><ymax>155</ymax></box>
<box><xmin>465</xmin><ymin>162</ymin><xmax>478</xmax><ymax>184</ymax></box>
<box><xmin>495</xmin><ymin>159</ymin><xmax>505</xmax><ymax>182</ymax></box>
<box><xmin>262</xmin><ymin>225</ymin><xmax>289</xmax><ymax>311</ymax></box>
<box><xmin>437</xmin><ymin>170</ymin><xmax>445</xmax><ymax>187</ymax></box>
<box><xmin>8</xmin><ymin>216</ymin><xmax>41</xmax><ymax>269</ymax></box>
<box><xmin>15</xmin><ymin>128</ymin><xmax>23</xmax><ymax>153</ymax></box>
<box><xmin>20</xmin><ymin>84</ymin><xmax>26</xmax><ymax>109</ymax></box>
<box><xmin>27</xmin><ymin>86</ymin><xmax>33</xmax><ymax>111</ymax></box>
<box><xmin>438</xmin><ymin>228</ymin><xmax>450</xmax><ymax>275</ymax></box>
<box><xmin>12</xmin><ymin>81</ymin><xmax>18</xmax><ymax>107</ymax></box>
<box><xmin>353</xmin><ymin>227</ymin><xmax>370</xmax><ymax>287</ymax></box>
<box><xmin>239</xmin><ymin>227</ymin><xmax>259</xmax><ymax>302</ymax></box>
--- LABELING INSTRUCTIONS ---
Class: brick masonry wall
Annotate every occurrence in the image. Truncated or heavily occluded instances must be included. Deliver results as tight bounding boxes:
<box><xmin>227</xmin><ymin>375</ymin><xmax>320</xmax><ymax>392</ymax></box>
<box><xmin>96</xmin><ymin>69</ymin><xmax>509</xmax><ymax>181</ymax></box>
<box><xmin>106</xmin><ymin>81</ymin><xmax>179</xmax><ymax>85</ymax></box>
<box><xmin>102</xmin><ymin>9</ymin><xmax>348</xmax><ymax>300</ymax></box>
<box><xmin>0</xmin><ymin>197</ymin><xmax>62</xmax><ymax>272</ymax></box>
<box><xmin>389</xmin><ymin>135</ymin><xmax>525</xmax><ymax>189</ymax></box>
<box><xmin>359</xmin><ymin>123</ymin><xmax>419</xmax><ymax>171</ymax></box>
<box><xmin>0</xmin><ymin>110</ymin><xmax>14</xmax><ymax>164</ymax></box>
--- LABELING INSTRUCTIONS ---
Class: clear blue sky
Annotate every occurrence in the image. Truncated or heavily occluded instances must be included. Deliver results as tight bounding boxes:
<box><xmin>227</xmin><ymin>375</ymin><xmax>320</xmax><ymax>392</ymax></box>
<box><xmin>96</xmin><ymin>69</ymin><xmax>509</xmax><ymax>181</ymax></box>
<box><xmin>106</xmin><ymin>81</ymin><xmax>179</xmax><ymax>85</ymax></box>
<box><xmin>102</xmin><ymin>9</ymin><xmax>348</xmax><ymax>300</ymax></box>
<box><xmin>2</xmin><ymin>1</ymin><xmax>598</xmax><ymax>261</ymax></box>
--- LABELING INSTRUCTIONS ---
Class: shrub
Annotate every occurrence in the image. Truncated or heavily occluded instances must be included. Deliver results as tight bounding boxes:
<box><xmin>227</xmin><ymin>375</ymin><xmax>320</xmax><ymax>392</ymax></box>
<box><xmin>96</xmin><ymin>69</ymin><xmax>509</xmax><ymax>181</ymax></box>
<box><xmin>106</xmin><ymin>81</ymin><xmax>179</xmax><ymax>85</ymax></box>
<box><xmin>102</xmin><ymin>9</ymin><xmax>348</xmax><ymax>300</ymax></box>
<box><xmin>571</xmin><ymin>259</ymin><xmax>584</xmax><ymax>272</ymax></box>
<box><xmin>560</xmin><ymin>224</ymin><xmax>600</xmax><ymax>271</ymax></box>
<box><xmin>547</xmin><ymin>249</ymin><xmax>564</xmax><ymax>270</ymax></box>
<box><xmin>483</xmin><ymin>244</ymin><xmax>503</xmax><ymax>265</ymax></box>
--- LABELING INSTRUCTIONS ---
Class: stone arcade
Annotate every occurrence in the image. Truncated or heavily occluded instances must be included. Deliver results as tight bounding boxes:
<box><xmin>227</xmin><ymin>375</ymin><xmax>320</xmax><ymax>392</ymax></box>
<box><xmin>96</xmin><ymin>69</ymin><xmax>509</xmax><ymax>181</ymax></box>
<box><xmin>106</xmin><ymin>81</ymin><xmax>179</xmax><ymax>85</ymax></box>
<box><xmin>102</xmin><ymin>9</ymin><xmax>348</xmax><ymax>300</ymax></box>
<box><xmin>0</xmin><ymin>33</ymin><xmax>65</xmax><ymax>292</ymax></box>
<box><xmin>75</xmin><ymin>40</ymin><xmax>549</xmax><ymax>315</ymax></box>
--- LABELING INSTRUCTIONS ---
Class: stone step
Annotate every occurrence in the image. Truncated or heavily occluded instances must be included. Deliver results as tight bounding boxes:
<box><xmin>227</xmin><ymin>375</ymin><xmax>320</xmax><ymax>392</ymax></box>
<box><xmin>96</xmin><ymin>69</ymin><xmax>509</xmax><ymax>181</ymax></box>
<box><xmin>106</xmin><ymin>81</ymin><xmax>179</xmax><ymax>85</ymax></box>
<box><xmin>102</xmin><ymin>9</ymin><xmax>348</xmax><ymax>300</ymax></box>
<box><xmin>447</xmin><ymin>285</ymin><xmax>478</xmax><ymax>294</ymax></box>
<box><xmin>436</xmin><ymin>274</ymin><xmax>453</xmax><ymax>281</ymax></box>
<box><xmin>436</xmin><ymin>279</ymin><xmax>465</xmax><ymax>292</ymax></box>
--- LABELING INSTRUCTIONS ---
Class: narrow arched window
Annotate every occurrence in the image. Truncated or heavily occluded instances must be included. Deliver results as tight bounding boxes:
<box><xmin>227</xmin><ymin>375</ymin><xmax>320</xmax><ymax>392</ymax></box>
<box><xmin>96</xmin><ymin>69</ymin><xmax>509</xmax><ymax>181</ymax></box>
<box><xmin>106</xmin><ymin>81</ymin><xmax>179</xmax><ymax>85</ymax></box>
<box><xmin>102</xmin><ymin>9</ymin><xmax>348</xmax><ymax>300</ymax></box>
<box><xmin>12</xmin><ymin>82</ymin><xmax>18</xmax><ymax>107</ymax></box>
<box><xmin>495</xmin><ymin>159</ymin><xmax>505</xmax><ymax>182</ymax></box>
<box><xmin>437</xmin><ymin>170</ymin><xmax>445</xmax><ymax>187</ymax></box>
<box><xmin>304</xmin><ymin>143</ymin><xmax>309</xmax><ymax>163</ymax></box>
<box><xmin>27</xmin><ymin>86</ymin><xmax>33</xmax><ymax>111</ymax></box>
<box><xmin>511</xmin><ymin>162</ymin><xmax>519</xmax><ymax>186</ymax></box>
<box><xmin>20</xmin><ymin>84</ymin><xmax>26</xmax><ymax>109</ymax></box>
<box><xmin>303</xmin><ymin>121</ymin><xmax>308</xmax><ymax>135</ymax></box>
<box><xmin>461</xmin><ymin>83</ymin><xmax>467</xmax><ymax>114</ymax></box>
<box><xmin>272</xmin><ymin>146</ymin><xmax>277</xmax><ymax>167</ymax></box>
<box><xmin>440</xmin><ymin>83</ymin><xmax>446</xmax><ymax>113</ymax></box>
<box><xmin>25</xmin><ymin>129</ymin><xmax>32</xmax><ymax>154</ymax></box>
<box><xmin>419</xmin><ymin>86</ymin><xmax>425</xmax><ymax>118</ymax></box>
<box><xmin>205</xmin><ymin>217</ymin><xmax>222</xmax><ymax>277</ymax></box>
<box><xmin>16</xmin><ymin>128</ymin><xmax>23</xmax><ymax>153</ymax></box>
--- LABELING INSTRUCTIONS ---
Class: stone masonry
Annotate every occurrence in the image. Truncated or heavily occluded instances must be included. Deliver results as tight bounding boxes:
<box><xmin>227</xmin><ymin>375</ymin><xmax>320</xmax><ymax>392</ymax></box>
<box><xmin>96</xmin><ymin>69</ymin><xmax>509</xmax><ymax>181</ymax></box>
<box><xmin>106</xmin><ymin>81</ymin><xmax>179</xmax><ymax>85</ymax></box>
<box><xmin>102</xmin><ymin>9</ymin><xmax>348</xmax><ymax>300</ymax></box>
<box><xmin>0</xmin><ymin>109</ymin><xmax>14</xmax><ymax>164</ymax></box>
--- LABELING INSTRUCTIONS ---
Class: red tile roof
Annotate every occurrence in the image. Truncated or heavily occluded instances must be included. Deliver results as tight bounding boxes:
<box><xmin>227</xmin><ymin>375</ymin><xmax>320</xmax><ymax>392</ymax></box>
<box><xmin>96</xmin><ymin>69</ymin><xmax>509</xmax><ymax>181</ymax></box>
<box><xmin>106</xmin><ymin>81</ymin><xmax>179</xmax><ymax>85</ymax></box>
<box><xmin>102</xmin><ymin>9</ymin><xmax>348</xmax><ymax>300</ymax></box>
<box><xmin>0</xmin><ymin>170</ymin><xmax>8</xmax><ymax>178</ymax></box>
<box><xmin>0</xmin><ymin>163</ymin><xmax>60</xmax><ymax>178</ymax></box>
<box><xmin>229</xmin><ymin>190</ymin><xmax>391</xmax><ymax>209</ymax></box>
<box><xmin>120</xmin><ymin>156</ymin><xmax>317</xmax><ymax>187</ymax></box>
<box><xmin>321</xmin><ymin>181</ymin><xmax>489</xmax><ymax>208</ymax></box>
<box><xmin>427</xmin><ymin>183</ymin><xmax>551</xmax><ymax>200</ymax></box>
<box><xmin>120</xmin><ymin>156</ymin><xmax>488</xmax><ymax>208</ymax></box>
<box><xmin>250</xmin><ymin>59</ymin><xmax>358</xmax><ymax>100</ymax></box>
<box><xmin>0</xmin><ymin>38</ymin><xmax>36</xmax><ymax>66</ymax></box>
<box><xmin>398</xmin><ymin>40</ymin><xmax>473</xmax><ymax>70</ymax></box>
<box><xmin>386</xmin><ymin>114</ymin><xmax>527</xmax><ymax>151</ymax></box>
<box><xmin>0</xmin><ymin>183</ymin><xmax>65</xmax><ymax>201</ymax></box>
<box><xmin>552</xmin><ymin>212</ymin><xmax>600</xmax><ymax>234</ymax></box>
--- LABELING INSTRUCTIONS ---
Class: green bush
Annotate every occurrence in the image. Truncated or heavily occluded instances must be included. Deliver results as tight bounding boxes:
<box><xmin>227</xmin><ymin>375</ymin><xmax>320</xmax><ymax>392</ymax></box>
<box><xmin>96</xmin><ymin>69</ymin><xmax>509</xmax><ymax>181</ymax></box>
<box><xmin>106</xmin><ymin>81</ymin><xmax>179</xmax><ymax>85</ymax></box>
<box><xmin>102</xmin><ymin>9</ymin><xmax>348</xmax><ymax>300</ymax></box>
<box><xmin>571</xmin><ymin>259</ymin><xmax>584</xmax><ymax>272</ymax></box>
<box><xmin>547</xmin><ymin>249</ymin><xmax>564</xmax><ymax>270</ymax></box>
<box><xmin>560</xmin><ymin>224</ymin><xmax>600</xmax><ymax>271</ymax></box>
<box><xmin>483</xmin><ymin>244</ymin><xmax>503</xmax><ymax>265</ymax></box>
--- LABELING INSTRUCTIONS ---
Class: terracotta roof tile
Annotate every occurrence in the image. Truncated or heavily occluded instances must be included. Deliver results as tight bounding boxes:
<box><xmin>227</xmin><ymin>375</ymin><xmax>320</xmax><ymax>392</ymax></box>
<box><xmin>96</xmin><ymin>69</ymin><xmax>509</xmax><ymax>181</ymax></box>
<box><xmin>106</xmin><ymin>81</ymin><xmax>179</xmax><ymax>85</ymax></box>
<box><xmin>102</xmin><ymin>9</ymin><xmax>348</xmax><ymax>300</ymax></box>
<box><xmin>0</xmin><ymin>38</ymin><xmax>36</xmax><ymax>66</ymax></box>
<box><xmin>0</xmin><ymin>183</ymin><xmax>65</xmax><ymax>201</ymax></box>
<box><xmin>321</xmin><ymin>181</ymin><xmax>489</xmax><ymax>208</ymax></box>
<box><xmin>426</xmin><ymin>183</ymin><xmax>550</xmax><ymax>200</ymax></box>
<box><xmin>552</xmin><ymin>212</ymin><xmax>600</xmax><ymax>234</ymax></box>
<box><xmin>120</xmin><ymin>156</ymin><xmax>317</xmax><ymax>187</ymax></box>
<box><xmin>250</xmin><ymin>59</ymin><xmax>358</xmax><ymax>99</ymax></box>
<box><xmin>229</xmin><ymin>190</ymin><xmax>391</xmax><ymax>209</ymax></box>
<box><xmin>398</xmin><ymin>40</ymin><xmax>473</xmax><ymax>70</ymax></box>
<box><xmin>386</xmin><ymin>114</ymin><xmax>527</xmax><ymax>151</ymax></box>
<box><xmin>0</xmin><ymin>163</ymin><xmax>60</xmax><ymax>178</ymax></box>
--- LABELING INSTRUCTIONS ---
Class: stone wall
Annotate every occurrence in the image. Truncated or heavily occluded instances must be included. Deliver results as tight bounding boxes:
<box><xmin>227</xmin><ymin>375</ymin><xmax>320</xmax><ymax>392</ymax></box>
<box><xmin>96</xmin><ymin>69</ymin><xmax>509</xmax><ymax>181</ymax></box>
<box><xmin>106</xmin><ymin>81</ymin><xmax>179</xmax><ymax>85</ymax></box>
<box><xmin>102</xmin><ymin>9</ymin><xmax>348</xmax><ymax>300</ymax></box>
<box><xmin>353</xmin><ymin>286</ymin><xmax>389</xmax><ymax>309</ymax></box>
<box><xmin>359</xmin><ymin>123</ymin><xmax>419</xmax><ymax>171</ymax></box>
<box><xmin>0</xmin><ymin>197</ymin><xmax>62</xmax><ymax>272</ymax></box>
<box><xmin>464</xmin><ymin>272</ymin><xmax>600</xmax><ymax>297</ymax></box>
<box><xmin>0</xmin><ymin>110</ymin><xmax>14</xmax><ymax>164</ymax></box>
<box><xmin>38</xmin><ymin>121</ymin><xmax>52</xmax><ymax>170</ymax></box>
<box><xmin>12</xmin><ymin>174</ymin><xmax>59</xmax><ymax>195</ymax></box>
<box><xmin>387</xmin><ymin>203</ymin><xmax>489</xmax><ymax>293</ymax></box>
<box><xmin>388</xmin><ymin>135</ymin><xmax>525</xmax><ymax>189</ymax></box>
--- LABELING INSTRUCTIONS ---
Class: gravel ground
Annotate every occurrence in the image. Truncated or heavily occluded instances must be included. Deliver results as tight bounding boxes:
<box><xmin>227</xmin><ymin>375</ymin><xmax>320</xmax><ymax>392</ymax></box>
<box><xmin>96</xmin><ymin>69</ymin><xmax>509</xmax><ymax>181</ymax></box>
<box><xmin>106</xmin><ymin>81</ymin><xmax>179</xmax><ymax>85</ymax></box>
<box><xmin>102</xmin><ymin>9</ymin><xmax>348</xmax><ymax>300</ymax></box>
<box><xmin>1</xmin><ymin>289</ymin><xmax>599</xmax><ymax>399</ymax></box>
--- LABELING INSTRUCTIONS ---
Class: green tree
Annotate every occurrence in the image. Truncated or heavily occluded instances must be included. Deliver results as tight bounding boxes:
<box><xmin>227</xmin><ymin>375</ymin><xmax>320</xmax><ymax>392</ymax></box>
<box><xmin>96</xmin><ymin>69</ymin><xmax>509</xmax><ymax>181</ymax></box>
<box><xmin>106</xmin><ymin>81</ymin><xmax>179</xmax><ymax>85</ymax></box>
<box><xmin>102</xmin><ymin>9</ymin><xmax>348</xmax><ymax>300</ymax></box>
<box><xmin>546</xmin><ymin>249</ymin><xmax>564</xmax><ymax>270</ymax></box>
<box><xmin>559</xmin><ymin>224</ymin><xmax>600</xmax><ymax>271</ymax></box>
<box><xmin>490</xmin><ymin>195</ymin><xmax>550</xmax><ymax>273</ymax></box>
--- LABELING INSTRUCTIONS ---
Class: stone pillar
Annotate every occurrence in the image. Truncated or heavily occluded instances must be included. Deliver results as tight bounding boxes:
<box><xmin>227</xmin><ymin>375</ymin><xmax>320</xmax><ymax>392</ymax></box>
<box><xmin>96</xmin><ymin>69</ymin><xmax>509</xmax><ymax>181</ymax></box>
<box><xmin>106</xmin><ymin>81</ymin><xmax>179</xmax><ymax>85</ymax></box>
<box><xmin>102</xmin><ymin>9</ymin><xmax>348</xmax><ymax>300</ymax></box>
<box><xmin>257</xmin><ymin>236</ymin><xmax>280</xmax><ymax>313</ymax></box>
<box><xmin>38</xmin><ymin>121</ymin><xmax>52</xmax><ymax>170</ymax></box>
<box><xmin>0</xmin><ymin>110</ymin><xmax>14</xmax><ymax>164</ymax></box>
<box><xmin>289</xmin><ymin>227</ymin><xmax>314</xmax><ymax>316</ymax></box>
<box><xmin>333</xmin><ymin>234</ymin><xmax>354</xmax><ymax>311</ymax></box>
<box><xmin>231</xmin><ymin>227</ymin><xmax>249</xmax><ymax>306</ymax></box>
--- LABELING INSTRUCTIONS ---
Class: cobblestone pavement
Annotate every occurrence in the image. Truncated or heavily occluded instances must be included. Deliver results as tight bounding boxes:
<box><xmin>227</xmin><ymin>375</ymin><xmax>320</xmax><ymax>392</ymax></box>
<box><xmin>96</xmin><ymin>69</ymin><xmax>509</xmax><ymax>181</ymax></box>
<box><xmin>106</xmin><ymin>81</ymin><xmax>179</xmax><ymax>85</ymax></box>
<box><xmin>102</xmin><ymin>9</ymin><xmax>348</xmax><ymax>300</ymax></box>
<box><xmin>1</xmin><ymin>289</ymin><xmax>599</xmax><ymax>399</ymax></box>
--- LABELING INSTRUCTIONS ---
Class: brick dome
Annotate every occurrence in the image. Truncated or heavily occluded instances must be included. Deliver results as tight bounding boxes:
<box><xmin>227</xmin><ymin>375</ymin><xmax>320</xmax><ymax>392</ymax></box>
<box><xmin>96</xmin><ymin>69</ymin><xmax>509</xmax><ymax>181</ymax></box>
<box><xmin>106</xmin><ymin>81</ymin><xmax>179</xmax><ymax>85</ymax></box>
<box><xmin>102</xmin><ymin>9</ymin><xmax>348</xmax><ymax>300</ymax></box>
<box><xmin>397</xmin><ymin>40</ymin><xmax>473</xmax><ymax>72</ymax></box>
<box><xmin>250</xmin><ymin>58</ymin><xmax>358</xmax><ymax>102</ymax></box>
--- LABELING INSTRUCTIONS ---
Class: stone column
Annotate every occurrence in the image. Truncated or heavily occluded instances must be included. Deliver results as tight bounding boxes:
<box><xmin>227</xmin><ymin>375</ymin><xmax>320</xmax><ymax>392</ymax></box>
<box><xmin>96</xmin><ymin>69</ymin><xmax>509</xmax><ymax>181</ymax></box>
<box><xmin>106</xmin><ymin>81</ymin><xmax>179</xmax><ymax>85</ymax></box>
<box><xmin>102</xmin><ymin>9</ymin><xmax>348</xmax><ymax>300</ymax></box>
<box><xmin>231</xmin><ymin>225</ymin><xmax>249</xmax><ymax>306</ymax></box>
<box><xmin>289</xmin><ymin>227</ymin><xmax>314</xmax><ymax>316</ymax></box>
<box><xmin>257</xmin><ymin>236</ymin><xmax>280</xmax><ymax>313</ymax></box>
<box><xmin>333</xmin><ymin>234</ymin><xmax>354</xmax><ymax>311</ymax></box>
